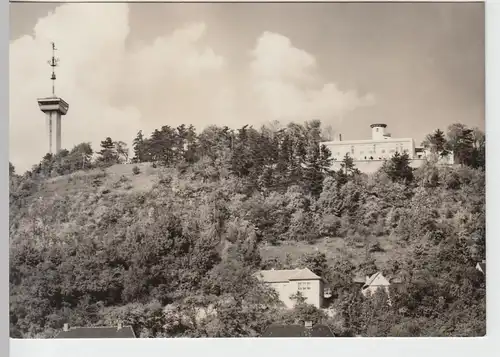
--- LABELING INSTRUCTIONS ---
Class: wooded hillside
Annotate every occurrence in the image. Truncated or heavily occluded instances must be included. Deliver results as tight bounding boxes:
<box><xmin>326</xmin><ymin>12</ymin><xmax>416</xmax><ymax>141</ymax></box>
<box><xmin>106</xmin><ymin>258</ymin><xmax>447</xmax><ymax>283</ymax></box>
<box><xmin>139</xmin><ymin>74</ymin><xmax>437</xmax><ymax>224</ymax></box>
<box><xmin>9</xmin><ymin>120</ymin><xmax>486</xmax><ymax>337</ymax></box>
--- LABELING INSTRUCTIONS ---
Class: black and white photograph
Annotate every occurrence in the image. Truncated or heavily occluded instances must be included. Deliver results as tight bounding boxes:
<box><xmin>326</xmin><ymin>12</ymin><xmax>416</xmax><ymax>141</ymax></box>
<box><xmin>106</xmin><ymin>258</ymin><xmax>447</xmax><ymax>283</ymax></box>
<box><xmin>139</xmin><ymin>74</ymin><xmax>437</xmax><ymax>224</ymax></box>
<box><xmin>8</xmin><ymin>2</ymin><xmax>486</xmax><ymax>339</ymax></box>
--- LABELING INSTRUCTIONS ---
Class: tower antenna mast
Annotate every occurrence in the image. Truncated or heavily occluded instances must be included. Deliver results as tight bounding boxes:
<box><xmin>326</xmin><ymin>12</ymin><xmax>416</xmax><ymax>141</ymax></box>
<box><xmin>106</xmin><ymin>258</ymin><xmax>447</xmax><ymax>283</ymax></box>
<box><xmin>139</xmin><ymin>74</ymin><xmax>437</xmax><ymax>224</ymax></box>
<box><xmin>47</xmin><ymin>42</ymin><xmax>59</xmax><ymax>96</ymax></box>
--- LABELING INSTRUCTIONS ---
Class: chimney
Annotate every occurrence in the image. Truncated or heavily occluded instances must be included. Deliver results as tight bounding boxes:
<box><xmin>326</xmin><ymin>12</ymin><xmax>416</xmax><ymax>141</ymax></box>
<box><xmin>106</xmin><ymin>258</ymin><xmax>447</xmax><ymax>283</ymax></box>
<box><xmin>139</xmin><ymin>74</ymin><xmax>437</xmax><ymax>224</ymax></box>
<box><xmin>339</xmin><ymin>133</ymin><xmax>342</xmax><ymax>141</ymax></box>
<box><xmin>63</xmin><ymin>323</ymin><xmax>69</xmax><ymax>332</ymax></box>
<box><xmin>117</xmin><ymin>322</ymin><xmax>123</xmax><ymax>330</ymax></box>
<box><xmin>304</xmin><ymin>321</ymin><xmax>313</xmax><ymax>329</ymax></box>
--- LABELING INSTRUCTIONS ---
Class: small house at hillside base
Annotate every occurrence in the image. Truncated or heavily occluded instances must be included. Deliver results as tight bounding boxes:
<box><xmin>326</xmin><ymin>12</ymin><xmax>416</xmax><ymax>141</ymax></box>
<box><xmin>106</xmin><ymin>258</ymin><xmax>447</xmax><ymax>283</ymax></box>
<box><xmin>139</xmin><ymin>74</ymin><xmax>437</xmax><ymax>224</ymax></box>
<box><xmin>361</xmin><ymin>272</ymin><xmax>391</xmax><ymax>297</ymax></box>
<box><xmin>54</xmin><ymin>323</ymin><xmax>136</xmax><ymax>338</ymax></box>
<box><xmin>253</xmin><ymin>268</ymin><xmax>325</xmax><ymax>308</ymax></box>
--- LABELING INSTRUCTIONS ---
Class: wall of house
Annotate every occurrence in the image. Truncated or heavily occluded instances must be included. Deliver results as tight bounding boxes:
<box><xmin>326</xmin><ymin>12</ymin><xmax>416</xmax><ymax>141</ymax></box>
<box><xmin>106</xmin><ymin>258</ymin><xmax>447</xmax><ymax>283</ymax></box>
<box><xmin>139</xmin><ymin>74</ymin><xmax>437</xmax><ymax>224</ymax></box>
<box><xmin>362</xmin><ymin>285</ymin><xmax>390</xmax><ymax>297</ymax></box>
<box><xmin>291</xmin><ymin>279</ymin><xmax>322</xmax><ymax>308</ymax></box>
<box><xmin>323</xmin><ymin>138</ymin><xmax>415</xmax><ymax>161</ymax></box>
<box><xmin>268</xmin><ymin>281</ymin><xmax>295</xmax><ymax>308</ymax></box>
<box><xmin>267</xmin><ymin>279</ymin><xmax>322</xmax><ymax>308</ymax></box>
<box><xmin>329</xmin><ymin>158</ymin><xmax>426</xmax><ymax>174</ymax></box>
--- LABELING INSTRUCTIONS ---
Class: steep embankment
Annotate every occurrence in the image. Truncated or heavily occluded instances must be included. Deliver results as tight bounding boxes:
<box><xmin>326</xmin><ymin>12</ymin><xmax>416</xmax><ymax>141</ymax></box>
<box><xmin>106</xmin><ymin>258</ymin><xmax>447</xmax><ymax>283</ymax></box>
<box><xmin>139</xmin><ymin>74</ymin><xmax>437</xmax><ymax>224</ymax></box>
<box><xmin>10</xmin><ymin>163</ymin><xmax>161</xmax><ymax>244</ymax></box>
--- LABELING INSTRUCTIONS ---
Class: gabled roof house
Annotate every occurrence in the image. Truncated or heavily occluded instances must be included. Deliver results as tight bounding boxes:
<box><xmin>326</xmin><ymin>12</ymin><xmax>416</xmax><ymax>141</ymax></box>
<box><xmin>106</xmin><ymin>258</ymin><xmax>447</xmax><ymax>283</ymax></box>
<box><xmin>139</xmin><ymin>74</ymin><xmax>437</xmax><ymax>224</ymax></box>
<box><xmin>254</xmin><ymin>268</ymin><xmax>325</xmax><ymax>308</ymax></box>
<box><xmin>361</xmin><ymin>272</ymin><xmax>391</xmax><ymax>297</ymax></box>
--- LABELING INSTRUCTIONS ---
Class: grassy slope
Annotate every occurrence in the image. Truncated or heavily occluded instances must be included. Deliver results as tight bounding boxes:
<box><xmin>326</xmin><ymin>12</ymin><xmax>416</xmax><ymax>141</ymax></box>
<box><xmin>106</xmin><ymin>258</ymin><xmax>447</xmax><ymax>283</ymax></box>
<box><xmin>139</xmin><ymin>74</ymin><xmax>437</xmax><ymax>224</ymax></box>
<box><xmin>260</xmin><ymin>235</ymin><xmax>403</xmax><ymax>268</ymax></box>
<box><xmin>43</xmin><ymin>162</ymin><xmax>161</xmax><ymax>195</ymax></box>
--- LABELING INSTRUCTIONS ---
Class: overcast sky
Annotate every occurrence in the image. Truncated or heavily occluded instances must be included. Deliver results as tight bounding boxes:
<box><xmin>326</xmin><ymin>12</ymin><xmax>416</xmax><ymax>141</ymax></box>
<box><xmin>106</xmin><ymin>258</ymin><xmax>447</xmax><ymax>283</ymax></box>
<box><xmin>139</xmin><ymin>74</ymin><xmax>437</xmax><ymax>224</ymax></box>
<box><xmin>9</xmin><ymin>2</ymin><xmax>484</xmax><ymax>172</ymax></box>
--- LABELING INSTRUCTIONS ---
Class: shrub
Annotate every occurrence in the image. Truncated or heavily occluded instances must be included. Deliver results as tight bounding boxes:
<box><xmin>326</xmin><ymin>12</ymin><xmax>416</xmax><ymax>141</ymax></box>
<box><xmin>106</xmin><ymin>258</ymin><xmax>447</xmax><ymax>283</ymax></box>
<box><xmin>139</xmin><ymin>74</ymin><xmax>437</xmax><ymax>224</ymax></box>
<box><xmin>132</xmin><ymin>165</ymin><xmax>141</xmax><ymax>175</ymax></box>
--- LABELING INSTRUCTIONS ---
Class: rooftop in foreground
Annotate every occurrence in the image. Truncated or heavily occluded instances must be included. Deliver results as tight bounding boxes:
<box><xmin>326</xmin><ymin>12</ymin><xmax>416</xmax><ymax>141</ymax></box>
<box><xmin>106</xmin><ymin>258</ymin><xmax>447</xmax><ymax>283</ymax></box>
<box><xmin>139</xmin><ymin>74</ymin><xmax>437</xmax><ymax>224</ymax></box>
<box><xmin>54</xmin><ymin>324</ymin><xmax>136</xmax><ymax>338</ymax></box>
<box><xmin>261</xmin><ymin>324</ymin><xmax>334</xmax><ymax>337</ymax></box>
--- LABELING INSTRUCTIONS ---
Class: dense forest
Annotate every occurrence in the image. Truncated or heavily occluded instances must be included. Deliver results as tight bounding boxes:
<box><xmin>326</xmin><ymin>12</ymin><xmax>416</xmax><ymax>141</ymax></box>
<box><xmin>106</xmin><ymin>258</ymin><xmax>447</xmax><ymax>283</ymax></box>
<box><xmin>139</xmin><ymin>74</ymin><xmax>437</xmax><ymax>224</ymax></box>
<box><xmin>9</xmin><ymin>120</ymin><xmax>486</xmax><ymax>338</ymax></box>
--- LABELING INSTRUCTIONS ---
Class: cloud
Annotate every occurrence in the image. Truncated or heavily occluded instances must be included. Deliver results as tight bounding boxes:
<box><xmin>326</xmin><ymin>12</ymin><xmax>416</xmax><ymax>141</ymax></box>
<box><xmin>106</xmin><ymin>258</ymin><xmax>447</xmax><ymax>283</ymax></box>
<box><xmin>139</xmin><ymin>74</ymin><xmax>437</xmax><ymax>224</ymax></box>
<box><xmin>9</xmin><ymin>4</ymin><xmax>374</xmax><ymax>173</ymax></box>
<box><xmin>10</xmin><ymin>4</ymin><xmax>141</xmax><ymax>172</ymax></box>
<box><xmin>9</xmin><ymin>4</ymin><xmax>228</xmax><ymax>172</ymax></box>
<box><xmin>249</xmin><ymin>31</ymin><xmax>375</xmax><ymax>124</ymax></box>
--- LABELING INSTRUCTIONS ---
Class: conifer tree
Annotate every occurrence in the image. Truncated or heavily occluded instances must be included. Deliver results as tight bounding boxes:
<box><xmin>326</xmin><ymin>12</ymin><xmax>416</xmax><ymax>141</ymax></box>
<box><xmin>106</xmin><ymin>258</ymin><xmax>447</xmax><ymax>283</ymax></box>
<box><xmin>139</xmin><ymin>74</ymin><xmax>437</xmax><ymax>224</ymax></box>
<box><xmin>97</xmin><ymin>137</ymin><xmax>119</xmax><ymax>166</ymax></box>
<box><xmin>132</xmin><ymin>130</ymin><xmax>146</xmax><ymax>163</ymax></box>
<box><xmin>382</xmin><ymin>152</ymin><xmax>414</xmax><ymax>183</ymax></box>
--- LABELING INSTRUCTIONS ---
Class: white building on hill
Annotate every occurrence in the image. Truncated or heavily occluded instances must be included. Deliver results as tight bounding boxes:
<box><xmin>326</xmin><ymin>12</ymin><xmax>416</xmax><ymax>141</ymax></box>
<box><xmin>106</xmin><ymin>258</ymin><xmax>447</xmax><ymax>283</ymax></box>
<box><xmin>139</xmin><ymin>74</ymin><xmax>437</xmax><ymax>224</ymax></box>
<box><xmin>253</xmin><ymin>268</ymin><xmax>325</xmax><ymax>309</ymax></box>
<box><xmin>324</xmin><ymin>123</ymin><xmax>416</xmax><ymax>161</ymax></box>
<box><xmin>321</xmin><ymin>123</ymin><xmax>453</xmax><ymax>173</ymax></box>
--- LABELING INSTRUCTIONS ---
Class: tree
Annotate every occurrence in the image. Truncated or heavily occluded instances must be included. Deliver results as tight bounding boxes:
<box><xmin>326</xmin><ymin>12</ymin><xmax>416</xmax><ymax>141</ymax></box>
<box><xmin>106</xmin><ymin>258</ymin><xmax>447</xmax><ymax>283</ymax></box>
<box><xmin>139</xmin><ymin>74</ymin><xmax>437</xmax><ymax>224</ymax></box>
<box><xmin>184</xmin><ymin>125</ymin><xmax>199</xmax><ymax>164</ymax></box>
<box><xmin>68</xmin><ymin>143</ymin><xmax>93</xmax><ymax>172</ymax></box>
<box><xmin>114</xmin><ymin>141</ymin><xmax>129</xmax><ymax>164</ymax></box>
<box><xmin>335</xmin><ymin>153</ymin><xmax>359</xmax><ymax>186</ymax></box>
<box><xmin>149</xmin><ymin>126</ymin><xmax>177</xmax><ymax>166</ymax></box>
<box><xmin>9</xmin><ymin>162</ymin><xmax>15</xmax><ymax>176</ymax></box>
<box><xmin>422</xmin><ymin>129</ymin><xmax>448</xmax><ymax>155</ymax></box>
<box><xmin>381</xmin><ymin>152</ymin><xmax>414</xmax><ymax>183</ymax></box>
<box><xmin>132</xmin><ymin>131</ymin><xmax>149</xmax><ymax>163</ymax></box>
<box><xmin>302</xmin><ymin>121</ymin><xmax>332</xmax><ymax>197</ymax></box>
<box><xmin>303</xmin><ymin>143</ymin><xmax>324</xmax><ymax>197</ymax></box>
<box><xmin>321</xmin><ymin>124</ymin><xmax>335</xmax><ymax>141</ymax></box>
<box><xmin>340</xmin><ymin>153</ymin><xmax>357</xmax><ymax>176</ymax></box>
<box><xmin>175</xmin><ymin>124</ymin><xmax>188</xmax><ymax>162</ymax></box>
<box><xmin>469</xmin><ymin>128</ymin><xmax>485</xmax><ymax>169</ymax></box>
<box><xmin>97</xmin><ymin>137</ymin><xmax>119</xmax><ymax>167</ymax></box>
<box><xmin>298</xmin><ymin>252</ymin><xmax>329</xmax><ymax>278</ymax></box>
<box><xmin>446</xmin><ymin>123</ymin><xmax>475</xmax><ymax>166</ymax></box>
<box><xmin>230</xmin><ymin>125</ymin><xmax>253</xmax><ymax>178</ymax></box>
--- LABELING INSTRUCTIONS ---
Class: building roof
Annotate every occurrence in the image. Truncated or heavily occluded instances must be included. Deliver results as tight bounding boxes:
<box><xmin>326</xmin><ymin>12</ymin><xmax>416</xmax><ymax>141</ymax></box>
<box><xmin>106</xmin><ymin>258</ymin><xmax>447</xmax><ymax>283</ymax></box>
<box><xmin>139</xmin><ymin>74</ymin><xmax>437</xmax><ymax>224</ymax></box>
<box><xmin>261</xmin><ymin>324</ymin><xmax>334</xmax><ymax>337</ymax></box>
<box><xmin>54</xmin><ymin>326</ymin><xmax>136</xmax><ymax>338</ymax></box>
<box><xmin>254</xmin><ymin>268</ymin><xmax>322</xmax><ymax>283</ymax></box>
<box><xmin>370</xmin><ymin>123</ymin><xmax>387</xmax><ymax>128</ymax></box>
<box><xmin>362</xmin><ymin>272</ymin><xmax>390</xmax><ymax>289</ymax></box>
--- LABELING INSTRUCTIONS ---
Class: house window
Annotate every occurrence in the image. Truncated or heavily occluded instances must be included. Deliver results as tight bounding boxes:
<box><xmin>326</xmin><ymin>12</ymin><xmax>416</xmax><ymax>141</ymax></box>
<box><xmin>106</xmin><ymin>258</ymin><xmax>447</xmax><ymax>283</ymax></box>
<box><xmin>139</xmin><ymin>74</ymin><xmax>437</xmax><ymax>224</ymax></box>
<box><xmin>376</xmin><ymin>128</ymin><xmax>379</xmax><ymax>132</ymax></box>
<box><xmin>351</xmin><ymin>146</ymin><xmax>355</xmax><ymax>155</ymax></box>
<box><xmin>298</xmin><ymin>282</ymin><xmax>312</xmax><ymax>291</ymax></box>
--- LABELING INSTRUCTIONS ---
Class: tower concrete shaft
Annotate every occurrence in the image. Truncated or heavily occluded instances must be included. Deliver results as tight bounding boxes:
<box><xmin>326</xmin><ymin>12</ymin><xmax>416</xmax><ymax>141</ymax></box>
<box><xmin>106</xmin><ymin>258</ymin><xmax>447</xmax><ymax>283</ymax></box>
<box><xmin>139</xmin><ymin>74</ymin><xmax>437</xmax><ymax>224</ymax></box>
<box><xmin>38</xmin><ymin>97</ymin><xmax>69</xmax><ymax>154</ymax></box>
